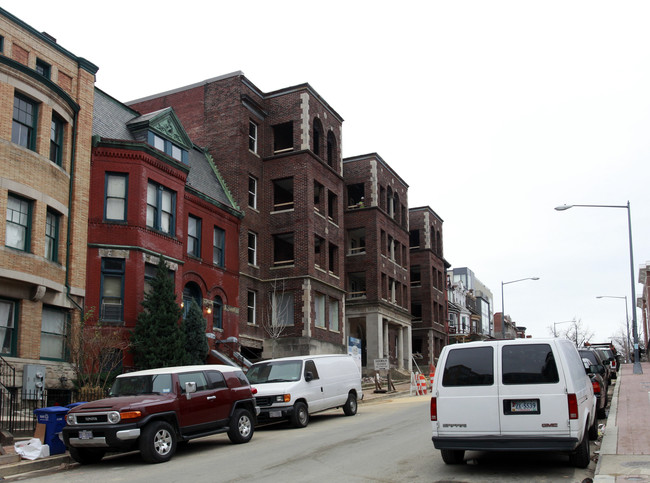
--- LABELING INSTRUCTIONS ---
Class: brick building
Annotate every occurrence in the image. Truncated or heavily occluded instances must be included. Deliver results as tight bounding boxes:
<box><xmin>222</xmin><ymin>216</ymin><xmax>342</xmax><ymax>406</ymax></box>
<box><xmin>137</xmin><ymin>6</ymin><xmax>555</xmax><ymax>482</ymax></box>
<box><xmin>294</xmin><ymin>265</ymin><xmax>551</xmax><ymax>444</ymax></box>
<box><xmin>129</xmin><ymin>72</ymin><xmax>347</xmax><ymax>361</ymax></box>
<box><xmin>408</xmin><ymin>206</ymin><xmax>448</xmax><ymax>367</ymax></box>
<box><xmin>0</xmin><ymin>8</ymin><xmax>97</xmax><ymax>391</ymax></box>
<box><xmin>87</xmin><ymin>88</ymin><xmax>242</xmax><ymax>369</ymax></box>
<box><xmin>343</xmin><ymin>154</ymin><xmax>412</xmax><ymax>372</ymax></box>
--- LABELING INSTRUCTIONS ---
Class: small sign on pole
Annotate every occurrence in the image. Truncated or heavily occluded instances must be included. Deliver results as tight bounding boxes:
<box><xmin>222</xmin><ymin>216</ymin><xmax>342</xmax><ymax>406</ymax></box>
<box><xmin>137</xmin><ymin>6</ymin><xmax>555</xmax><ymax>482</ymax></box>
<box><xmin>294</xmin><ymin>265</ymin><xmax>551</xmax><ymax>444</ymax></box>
<box><xmin>374</xmin><ymin>358</ymin><xmax>389</xmax><ymax>371</ymax></box>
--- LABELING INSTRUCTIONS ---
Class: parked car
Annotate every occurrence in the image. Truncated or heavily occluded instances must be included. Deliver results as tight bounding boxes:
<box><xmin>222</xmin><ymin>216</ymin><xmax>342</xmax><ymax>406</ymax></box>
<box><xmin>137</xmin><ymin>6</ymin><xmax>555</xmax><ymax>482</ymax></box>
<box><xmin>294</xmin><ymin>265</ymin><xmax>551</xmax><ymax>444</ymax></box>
<box><xmin>247</xmin><ymin>354</ymin><xmax>362</xmax><ymax>428</ymax></box>
<box><xmin>62</xmin><ymin>365</ymin><xmax>258</xmax><ymax>464</ymax></box>
<box><xmin>578</xmin><ymin>348</ymin><xmax>610</xmax><ymax>403</ymax></box>
<box><xmin>593</xmin><ymin>347</ymin><xmax>618</xmax><ymax>380</ymax></box>
<box><xmin>431</xmin><ymin>338</ymin><xmax>597</xmax><ymax>468</ymax></box>
<box><xmin>587</xmin><ymin>343</ymin><xmax>620</xmax><ymax>378</ymax></box>
<box><xmin>583</xmin><ymin>357</ymin><xmax>607</xmax><ymax>419</ymax></box>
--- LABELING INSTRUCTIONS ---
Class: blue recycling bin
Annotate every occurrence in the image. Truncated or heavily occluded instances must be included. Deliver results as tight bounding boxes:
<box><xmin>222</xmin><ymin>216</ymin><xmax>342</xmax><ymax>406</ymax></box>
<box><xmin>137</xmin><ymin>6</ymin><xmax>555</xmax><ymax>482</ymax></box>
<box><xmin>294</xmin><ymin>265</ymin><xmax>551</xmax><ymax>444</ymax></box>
<box><xmin>33</xmin><ymin>406</ymin><xmax>70</xmax><ymax>455</ymax></box>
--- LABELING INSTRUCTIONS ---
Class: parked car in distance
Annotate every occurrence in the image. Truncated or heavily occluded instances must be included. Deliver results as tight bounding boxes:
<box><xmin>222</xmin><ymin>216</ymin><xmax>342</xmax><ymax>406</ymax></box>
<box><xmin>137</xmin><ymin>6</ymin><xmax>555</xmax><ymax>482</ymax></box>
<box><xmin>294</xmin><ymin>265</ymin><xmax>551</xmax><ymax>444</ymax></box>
<box><xmin>587</xmin><ymin>343</ymin><xmax>620</xmax><ymax>378</ymax></box>
<box><xmin>431</xmin><ymin>338</ymin><xmax>597</xmax><ymax>468</ymax></box>
<box><xmin>62</xmin><ymin>365</ymin><xmax>258</xmax><ymax>464</ymax></box>
<box><xmin>247</xmin><ymin>354</ymin><xmax>362</xmax><ymax>428</ymax></box>
<box><xmin>579</xmin><ymin>348</ymin><xmax>611</xmax><ymax>390</ymax></box>
<box><xmin>583</xmin><ymin>357</ymin><xmax>607</xmax><ymax>419</ymax></box>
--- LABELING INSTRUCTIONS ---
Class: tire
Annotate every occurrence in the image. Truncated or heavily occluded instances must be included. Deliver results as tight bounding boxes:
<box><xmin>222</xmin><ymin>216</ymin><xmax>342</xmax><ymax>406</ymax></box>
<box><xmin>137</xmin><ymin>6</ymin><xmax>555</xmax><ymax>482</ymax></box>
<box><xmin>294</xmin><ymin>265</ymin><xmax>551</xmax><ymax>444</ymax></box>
<box><xmin>569</xmin><ymin>426</ymin><xmax>590</xmax><ymax>468</ymax></box>
<box><xmin>343</xmin><ymin>392</ymin><xmax>357</xmax><ymax>416</ymax></box>
<box><xmin>597</xmin><ymin>404</ymin><xmax>607</xmax><ymax>419</ymax></box>
<box><xmin>69</xmin><ymin>447</ymin><xmax>106</xmax><ymax>465</ymax></box>
<box><xmin>440</xmin><ymin>449</ymin><xmax>465</xmax><ymax>465</ymax></box>
<box><xmin>139</xmin><ymin>421</ymin><xmax>176</xmax><ymax>464</ymax></box>
<box><xmin>228</xmin><ymin>408</ymin><xmax>254</xmax><ymax>444</ymax></box>
<box><xmin>588</xmin><ymin>417</ymin><xmax>599</xmax><ymax>441</ymax></box>
<box><xmin>291</xmin><ymin>401</ymin><xmax>309</xmax><ymax>428</ymax></box>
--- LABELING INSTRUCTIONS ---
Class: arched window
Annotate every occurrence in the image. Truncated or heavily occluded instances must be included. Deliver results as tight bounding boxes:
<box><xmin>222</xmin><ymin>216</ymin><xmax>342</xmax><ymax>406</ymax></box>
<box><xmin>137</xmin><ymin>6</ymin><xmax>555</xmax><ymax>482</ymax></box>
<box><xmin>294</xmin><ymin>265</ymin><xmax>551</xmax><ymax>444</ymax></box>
<box><xmin>313</xmin><ymin>118</ymin><xmax>324</xmax><ymax>157</ymax></box>
<box><xmin>386</xmin><ymin>187</ymin><xmax>393</xmax><ymax>217</ymax></box>
<box><xmin>327</xmin><ymin>131</ymin><xmax>337</xmax><ymax>168</ymax></box>
<box><xmin>182</xmin><ymin>282</ymin><xmax>202</xmax><ymax>319</ymax></box>
<box><xmin>213</xmin><ymin>296</ymin><xmax>223</xmax><ymax>330</ymax></box>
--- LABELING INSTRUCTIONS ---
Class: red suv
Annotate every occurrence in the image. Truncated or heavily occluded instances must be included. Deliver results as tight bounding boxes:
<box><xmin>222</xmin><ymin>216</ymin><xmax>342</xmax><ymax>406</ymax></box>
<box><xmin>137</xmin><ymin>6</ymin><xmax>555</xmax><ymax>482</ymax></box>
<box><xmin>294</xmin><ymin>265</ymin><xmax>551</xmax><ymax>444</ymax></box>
<box><xmin>62</xmin><ymin>365</ymin><xmax>258</xmax><ymax>464</ymax></box>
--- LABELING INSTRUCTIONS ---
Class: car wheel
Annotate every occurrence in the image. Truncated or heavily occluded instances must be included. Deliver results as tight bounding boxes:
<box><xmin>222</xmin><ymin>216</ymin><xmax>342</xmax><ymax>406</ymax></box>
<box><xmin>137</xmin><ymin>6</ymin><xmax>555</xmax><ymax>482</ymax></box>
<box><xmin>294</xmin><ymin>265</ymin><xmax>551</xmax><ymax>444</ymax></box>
<box><xmin>139</xmin><ymin>421</ymin><xmax>176</xmax><ymax>464</ymax></box>
<box><xmin>291</xmin><ymin>401</ymin><xmax>309</xmax><ymax>428</ymax></box>
<box><xmin>569</xmin><ymin>425</ymin><xmax>590</xmax><ymax>468</ymax></box>
<box><xmin>440</xmin><ymin>449</ymin><xmax>465</xmax><ymax>465</ymax></box>
<box><xmin>343</xmin><ymin>392</ymin><xmax>357</xmax><ymax>416</ymax></box>
<box><xmin>69</xmin><ymin>447</ymin><xmax>106</xmax><ymax>465</ymax></box>
<box><xmin>597</xmin><ymin>404</ymin><xmax>607</xmax><ymax>419</ymax></box>
<box><xmin>228</xmin><ymin>408</ymin><xmax>254</xmax><ymax>444</ymax></box>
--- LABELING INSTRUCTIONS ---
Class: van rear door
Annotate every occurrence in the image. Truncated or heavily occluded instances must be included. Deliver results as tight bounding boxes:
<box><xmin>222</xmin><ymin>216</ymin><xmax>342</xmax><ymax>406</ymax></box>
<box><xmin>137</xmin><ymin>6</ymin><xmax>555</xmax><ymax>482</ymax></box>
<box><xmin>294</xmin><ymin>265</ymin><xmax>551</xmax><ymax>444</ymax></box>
<box><xmin>436</xmin><ymin>345</ymin><xmax>500</xmax><ymax>436</ymax></box>
<box><xmin>498</xmin><ymin>342</ymin><xmax>569</xmax><ymax>436</ymax></box>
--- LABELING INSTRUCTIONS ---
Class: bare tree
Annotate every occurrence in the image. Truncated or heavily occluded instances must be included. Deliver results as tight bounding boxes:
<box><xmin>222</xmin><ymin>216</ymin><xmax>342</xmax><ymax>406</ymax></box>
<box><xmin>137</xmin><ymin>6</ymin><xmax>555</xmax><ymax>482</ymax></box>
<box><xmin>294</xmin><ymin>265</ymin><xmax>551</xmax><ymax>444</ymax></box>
<box><xmin>69</xmin><ymin>309</ymin><xmax>130</xmax><ymax>398</ymax></box>
<box><xmin>547</xmin><ymin>318</ymin><xmax>594</xmax><ymax>347</ymax></box>
<box><xmin>261</xmin><ymin>278</ymin><xmax>291</xmax><ymax>359</ymax></box>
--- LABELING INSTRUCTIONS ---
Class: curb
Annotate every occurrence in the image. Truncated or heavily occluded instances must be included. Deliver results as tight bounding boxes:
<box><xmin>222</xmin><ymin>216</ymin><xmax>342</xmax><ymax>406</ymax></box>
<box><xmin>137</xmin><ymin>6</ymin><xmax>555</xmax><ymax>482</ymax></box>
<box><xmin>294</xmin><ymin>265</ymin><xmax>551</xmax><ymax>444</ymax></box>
<box><xmin>594</xmin><ymin>375</ymin><xmax>621</xmax><ymax>483</ymax></box>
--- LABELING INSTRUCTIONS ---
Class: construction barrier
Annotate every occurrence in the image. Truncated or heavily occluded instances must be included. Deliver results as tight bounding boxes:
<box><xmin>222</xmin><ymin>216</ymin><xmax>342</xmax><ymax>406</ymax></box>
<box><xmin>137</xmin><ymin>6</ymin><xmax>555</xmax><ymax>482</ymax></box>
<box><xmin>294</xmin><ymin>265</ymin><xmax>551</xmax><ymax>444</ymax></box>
<box><xmin>418</xmin><ymin>373</ymin><xmax>427</xmax><ymax>395</ymax></box>
<box><xmin>429</xmin><ymin>364</ymin><xmax>436</xmax><ymax>393</ymax></box>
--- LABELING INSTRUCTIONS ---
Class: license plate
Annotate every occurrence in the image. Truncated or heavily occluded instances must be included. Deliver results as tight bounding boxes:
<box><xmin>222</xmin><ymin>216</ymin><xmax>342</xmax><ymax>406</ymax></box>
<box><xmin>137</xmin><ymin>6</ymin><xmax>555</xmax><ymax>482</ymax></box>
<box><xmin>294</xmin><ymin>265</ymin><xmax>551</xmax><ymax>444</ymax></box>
<box><xmin>78</xmin><ymin>430</ymin><xmax>93</xmax><ymax>440</ymax></box>
<box><xmin>269</xmin><ymin>411</ymin><xmax>282</xmax><ymax>418</ymax></box>
<box><xmin>510</xmin><ymin>400</ymin><xmax>538</xmax><ymax>413</ymax></box>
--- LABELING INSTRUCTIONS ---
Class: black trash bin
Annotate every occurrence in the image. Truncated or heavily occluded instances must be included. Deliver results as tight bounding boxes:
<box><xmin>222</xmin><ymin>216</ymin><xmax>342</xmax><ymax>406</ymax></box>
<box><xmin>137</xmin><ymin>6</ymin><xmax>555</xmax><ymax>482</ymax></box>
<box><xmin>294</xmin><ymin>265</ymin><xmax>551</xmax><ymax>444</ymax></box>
<box><xmin>33</xmin><ymin>406</ymin><xmax>70</xmax><ymax>455</ymax></box>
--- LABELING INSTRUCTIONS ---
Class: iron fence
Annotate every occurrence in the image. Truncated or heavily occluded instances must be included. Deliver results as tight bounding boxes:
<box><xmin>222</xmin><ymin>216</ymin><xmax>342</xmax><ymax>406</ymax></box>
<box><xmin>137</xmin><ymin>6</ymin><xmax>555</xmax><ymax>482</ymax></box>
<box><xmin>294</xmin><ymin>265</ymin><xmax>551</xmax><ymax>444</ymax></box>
<box><xmin>0</xmin><ymin>387</ymin><xmax>107</xmax><ymax>436</ymax></box>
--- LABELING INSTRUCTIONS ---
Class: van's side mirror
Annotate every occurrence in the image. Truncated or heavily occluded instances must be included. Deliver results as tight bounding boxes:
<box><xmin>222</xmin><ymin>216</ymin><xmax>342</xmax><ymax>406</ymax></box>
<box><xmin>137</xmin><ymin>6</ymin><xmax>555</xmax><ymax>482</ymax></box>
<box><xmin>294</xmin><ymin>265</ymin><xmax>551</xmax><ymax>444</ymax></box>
<box><xmin>305</xmin><ymin>371</ymin><xmax>313</xmax><ymax>382</ymax></box>
<box><xmin>185</xmin><ymin>381</ymin><xmax>196</xmax><ymax>399</ymax></box>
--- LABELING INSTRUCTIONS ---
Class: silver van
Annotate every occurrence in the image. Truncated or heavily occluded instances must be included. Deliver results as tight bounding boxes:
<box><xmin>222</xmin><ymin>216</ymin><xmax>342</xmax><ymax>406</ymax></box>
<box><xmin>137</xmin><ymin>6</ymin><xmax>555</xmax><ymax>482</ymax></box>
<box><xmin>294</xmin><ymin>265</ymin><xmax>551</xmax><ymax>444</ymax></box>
<box><xmin>431</xmin><ymin>338</ymin><xmax>597</xmax><ymax>467</ymax></box>
<box><xmin>248</xmin><ymin>355</ymin><xmax>362</xmax><ymax>428</ymax></box>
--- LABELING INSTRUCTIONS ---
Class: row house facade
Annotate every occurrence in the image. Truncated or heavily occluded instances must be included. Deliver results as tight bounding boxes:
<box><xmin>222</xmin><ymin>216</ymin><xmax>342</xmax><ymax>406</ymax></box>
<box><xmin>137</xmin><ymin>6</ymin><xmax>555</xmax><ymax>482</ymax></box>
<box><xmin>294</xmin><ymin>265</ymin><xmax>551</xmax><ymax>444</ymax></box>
<box><xmin>87</xmin><ymin>89</ymin><xmax>242</xmax><ymax>369</ymax></box>
<box><xmin>450</xmin><ymin>267</ymin><xmax>493</xmax><ymax>337</ymax></box>
<box><xmin>0</xmin><ymin>8</ymin><xmax>97</xmax><ymax>390</ymax></box>
<box><xmin>128</xmin><ymin>72</ymin><xmax>348</xmax><ymax>363</ymax></box>
<box><xmin>343</xmin><ymin>154</ymin><xmax>412</xmax><ymax>372</ymax></box>
<box><xmin>408</xmin><ymin>206</ymin><xmax>448</xmax><ymax>367</ymax></box>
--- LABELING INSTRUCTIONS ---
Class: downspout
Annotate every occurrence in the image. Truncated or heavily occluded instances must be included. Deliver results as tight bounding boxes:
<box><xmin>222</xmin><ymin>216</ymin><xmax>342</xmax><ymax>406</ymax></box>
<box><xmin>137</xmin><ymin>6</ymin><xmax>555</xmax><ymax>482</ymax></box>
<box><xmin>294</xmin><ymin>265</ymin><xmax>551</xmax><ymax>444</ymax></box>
<box><xmin>64</xmin><ymin>109</ymin><xmax>84</xmax><ymax>314</ymax></box>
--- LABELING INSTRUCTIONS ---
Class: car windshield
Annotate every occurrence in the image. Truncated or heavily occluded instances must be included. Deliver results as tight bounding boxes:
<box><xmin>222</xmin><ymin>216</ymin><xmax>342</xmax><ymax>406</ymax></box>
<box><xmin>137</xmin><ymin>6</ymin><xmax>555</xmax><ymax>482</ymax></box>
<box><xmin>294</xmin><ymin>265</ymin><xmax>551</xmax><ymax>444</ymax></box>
<box><xmin>109</xmin><ymin>374</ymin><xmax>173</xmax><ymax>396</ymax></box>
<box><xmin>246</xmin><ymin>361</ymin><xmax>302</xmax><ymax>384</ymax></box>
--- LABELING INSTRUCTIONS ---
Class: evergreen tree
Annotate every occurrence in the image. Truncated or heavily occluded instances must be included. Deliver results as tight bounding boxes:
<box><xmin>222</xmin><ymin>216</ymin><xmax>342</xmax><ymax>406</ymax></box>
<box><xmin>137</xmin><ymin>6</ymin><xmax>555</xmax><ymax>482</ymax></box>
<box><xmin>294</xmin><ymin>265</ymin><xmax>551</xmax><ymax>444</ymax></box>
<box><xmin>184</xmin><ymin>300</ymin><xmax>210</xmax><ymax>365</ymax></box>
<box><xmin>131</xmin><ymin>258</ymin><xmax>187</xmax><ymax>369</ymax></box>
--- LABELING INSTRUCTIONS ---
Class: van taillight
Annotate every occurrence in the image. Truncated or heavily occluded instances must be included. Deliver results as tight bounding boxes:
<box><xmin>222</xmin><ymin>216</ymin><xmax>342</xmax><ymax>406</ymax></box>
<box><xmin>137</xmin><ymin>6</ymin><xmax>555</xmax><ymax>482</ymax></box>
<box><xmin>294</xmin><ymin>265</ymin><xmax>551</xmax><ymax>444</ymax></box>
<box><xmin>567</xmin><ymin>393</ymin><xmax>578</xmax><ymax>419</ymax></box>
<box><xmin>592</xmin><ymin>381</ymin><xmax>601</xmax><ymax>395</ymax></box>
<box><xmin>431</xmin><ymin>397</ymin><xmax>437</xmax><ymax>421</ymax></box>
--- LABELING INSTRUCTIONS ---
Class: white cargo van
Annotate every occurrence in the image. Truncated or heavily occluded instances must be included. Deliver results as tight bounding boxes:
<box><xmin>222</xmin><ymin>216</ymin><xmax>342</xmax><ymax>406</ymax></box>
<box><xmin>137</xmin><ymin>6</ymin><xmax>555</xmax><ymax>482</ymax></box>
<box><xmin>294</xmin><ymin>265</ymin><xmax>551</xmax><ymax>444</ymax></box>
<box><xmin>431</xmin><ymin>338</ymin><xmax>597</xmax><ymax>468</ymax></box>
<box><xmin>247</xmin><ymin>355</ymin><xmax>362</xmax><ymax>428</ymax></box>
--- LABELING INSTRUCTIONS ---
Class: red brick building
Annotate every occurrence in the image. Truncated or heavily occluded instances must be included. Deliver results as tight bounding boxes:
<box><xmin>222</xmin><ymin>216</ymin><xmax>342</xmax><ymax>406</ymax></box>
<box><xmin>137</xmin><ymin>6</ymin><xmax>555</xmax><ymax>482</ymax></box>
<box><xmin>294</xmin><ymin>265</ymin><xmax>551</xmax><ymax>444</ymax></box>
<box><xmin>87</xmin><ymin>89</ymin><xmax>242</xmax><ymax>369</ymax></box>
<box><xmin>343</xmin><ymin>154</ymin><xmax>412</xmax><ymax>372</ymax></box>
<box><xmin>129</xmin><ymin>72</ymin><xmax>347</xmax><ymax>361</ymax></box>
<box><xmin>408</xmin><ymin>207</ymin><xmax>448</xmax><ymax>367</ymax></box>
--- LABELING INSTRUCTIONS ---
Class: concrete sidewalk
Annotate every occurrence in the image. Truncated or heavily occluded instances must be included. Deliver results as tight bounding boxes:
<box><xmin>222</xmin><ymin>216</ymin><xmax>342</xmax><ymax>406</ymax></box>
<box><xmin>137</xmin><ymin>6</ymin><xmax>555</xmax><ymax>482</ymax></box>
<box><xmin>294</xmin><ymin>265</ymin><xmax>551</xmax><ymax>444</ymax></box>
<box><xmin>596</xmin><ymin>361</ymin><xmax>650</xmax><ymax>482</ymax></box>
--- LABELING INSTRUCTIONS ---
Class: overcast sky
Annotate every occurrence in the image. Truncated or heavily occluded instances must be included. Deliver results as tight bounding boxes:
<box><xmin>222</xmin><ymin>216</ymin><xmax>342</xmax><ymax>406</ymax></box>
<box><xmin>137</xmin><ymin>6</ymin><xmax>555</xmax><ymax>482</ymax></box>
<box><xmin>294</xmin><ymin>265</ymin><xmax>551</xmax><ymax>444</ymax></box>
<box><xmin>7</xmin><ymin>0</ymin><xmax>650</xmax><ymax>344</ymax></box>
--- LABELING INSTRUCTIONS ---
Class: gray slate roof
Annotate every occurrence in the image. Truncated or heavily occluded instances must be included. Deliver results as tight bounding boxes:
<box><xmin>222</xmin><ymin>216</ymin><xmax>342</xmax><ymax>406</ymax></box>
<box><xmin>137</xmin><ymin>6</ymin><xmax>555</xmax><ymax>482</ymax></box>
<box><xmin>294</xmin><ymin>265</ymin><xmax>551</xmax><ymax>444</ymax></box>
<box><xmin>93</xmin><ymin>88</ymin><xmax>238</xmax><ymax>214</ymax></box>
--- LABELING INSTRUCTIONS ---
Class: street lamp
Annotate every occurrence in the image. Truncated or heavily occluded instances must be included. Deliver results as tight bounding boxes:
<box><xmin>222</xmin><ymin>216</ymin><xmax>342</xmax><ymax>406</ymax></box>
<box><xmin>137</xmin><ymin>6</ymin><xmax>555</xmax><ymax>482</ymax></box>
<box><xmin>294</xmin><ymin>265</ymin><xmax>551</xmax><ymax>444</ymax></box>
<box><xmin>501</xmin><ymin>277</ymin><xmax>540</xmax><ymax>338</ymax></box>
<box><xmin>555</xmin><ymin>202</ymin><xmax>642</xmax><ymax>374</ymax></box>
<box><xmin>596</xmin><ymin>295</ymin><xmax>631</xmax><ymax>363</ymax></box>
<box><xmin>553</xmin><ymin>320</ymin><xmax>577</xmax><ymax>346</ymax></box>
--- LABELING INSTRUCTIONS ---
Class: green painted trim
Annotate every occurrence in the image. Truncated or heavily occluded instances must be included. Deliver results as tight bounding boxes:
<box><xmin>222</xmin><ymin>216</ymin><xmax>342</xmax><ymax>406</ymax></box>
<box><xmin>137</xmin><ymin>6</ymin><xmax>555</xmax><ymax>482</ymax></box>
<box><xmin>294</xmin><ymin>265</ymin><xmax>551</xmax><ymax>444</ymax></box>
<box><xmin>1</xmin><ymin>56</ymin><xmax>80</xmax><ymax>113</ymax></box>
<box><xmin>201</xmin><ymin>149</ymin><xmax>244</xmax><ymax>218</ymax></box>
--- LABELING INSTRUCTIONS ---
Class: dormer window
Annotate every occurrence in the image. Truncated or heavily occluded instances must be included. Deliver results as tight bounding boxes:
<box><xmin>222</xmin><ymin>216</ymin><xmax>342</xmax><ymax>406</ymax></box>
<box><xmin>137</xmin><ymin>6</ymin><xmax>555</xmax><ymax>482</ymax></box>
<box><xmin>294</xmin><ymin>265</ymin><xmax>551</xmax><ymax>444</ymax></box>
<box><xmin>148</xmin><ymin>131</ymin><xmax>188</xmax><ymax>164</ymax></box>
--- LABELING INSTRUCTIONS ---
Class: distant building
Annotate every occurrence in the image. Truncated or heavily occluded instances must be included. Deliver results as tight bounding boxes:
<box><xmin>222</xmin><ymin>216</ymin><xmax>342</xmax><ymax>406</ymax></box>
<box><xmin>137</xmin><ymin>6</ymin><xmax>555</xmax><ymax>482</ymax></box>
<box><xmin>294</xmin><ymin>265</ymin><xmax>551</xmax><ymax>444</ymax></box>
<box><xmin>343</xmin><ymin>154</ymin><xmax>412</xmax><ymax>372</ymax></box>
<box><xmin>450</xmin><ymin>267</ymin><xmax>493</xmax><ymax>337</ymax></box>
<box><xmin>0</xmin><ymin>8</ymin><xmax>97</xmax><ymax>392</ymax></box>
<box><xmin>409</xmin><ymin>207</ymin><xmax>448</xmax><ymax>367</ymax></box>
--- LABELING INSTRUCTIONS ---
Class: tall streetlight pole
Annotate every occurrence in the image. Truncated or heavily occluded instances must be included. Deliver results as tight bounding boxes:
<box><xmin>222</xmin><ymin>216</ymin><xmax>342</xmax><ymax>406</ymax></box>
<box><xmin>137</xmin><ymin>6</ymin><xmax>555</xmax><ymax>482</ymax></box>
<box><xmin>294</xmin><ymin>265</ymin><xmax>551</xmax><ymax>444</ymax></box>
<box><xmin>555</xmin><ymin>202</ymin><xmax>642</xmax><ymax>374</ymax></box>
<box><xmin>596</xmin><ymin>295</ymin><xmax>631</xmax><ymax>363</ymax></box>
<box><xmin>501</xmin><ymin>277</ymin><xmax>540</xmax><ymax>338</ymax></box>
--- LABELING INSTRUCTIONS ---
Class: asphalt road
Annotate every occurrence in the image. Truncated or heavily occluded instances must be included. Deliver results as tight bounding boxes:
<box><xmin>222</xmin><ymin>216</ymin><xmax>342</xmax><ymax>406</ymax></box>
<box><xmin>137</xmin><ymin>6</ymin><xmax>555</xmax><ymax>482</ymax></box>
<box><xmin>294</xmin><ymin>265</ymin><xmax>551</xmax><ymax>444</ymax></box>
<box><xmin>22</xmin><ymin>394</ymin><xmax>597</xmax><ymax>482</ymax></box>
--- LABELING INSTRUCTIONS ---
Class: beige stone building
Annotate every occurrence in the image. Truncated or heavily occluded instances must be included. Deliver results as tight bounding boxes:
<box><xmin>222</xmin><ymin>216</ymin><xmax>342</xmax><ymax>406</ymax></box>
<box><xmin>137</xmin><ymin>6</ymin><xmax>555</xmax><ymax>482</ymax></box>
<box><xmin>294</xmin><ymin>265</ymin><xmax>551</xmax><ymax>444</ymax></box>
<box><xmin>0</xmin><ymin>8</ymin><xmax>97</xmax><ymax>398</ymax></box>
